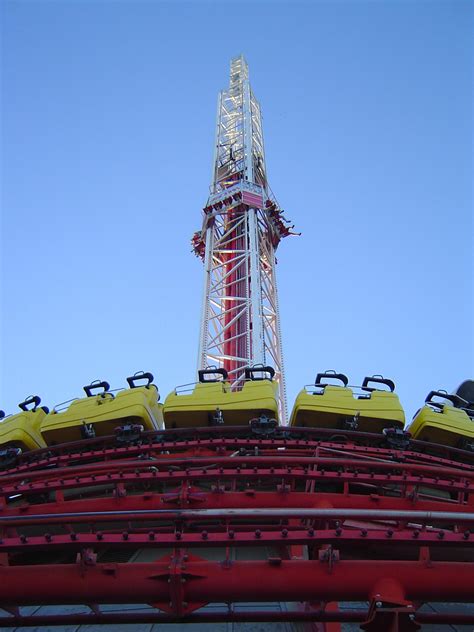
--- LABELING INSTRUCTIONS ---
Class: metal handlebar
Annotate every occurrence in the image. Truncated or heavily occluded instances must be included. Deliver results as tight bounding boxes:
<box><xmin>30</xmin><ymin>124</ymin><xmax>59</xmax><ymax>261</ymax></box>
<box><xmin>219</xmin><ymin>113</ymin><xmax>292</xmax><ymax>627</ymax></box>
<box><xmin>362</xmin><ymin>375</ymin><xmax>395</xmax><ymax>392</ymax></box>
<box><xmin>198</xmin><ymin>368</ymin><xmax>228</xmax><ymax>383</ymax></box>
<box><xmin>83</xmin><ymin>380</ymin><xmax>110</xmax><ymax>398</ymax></box>
<box><xmin>126</xmin><ymin>371</ymin><xmax>154</xmax><ymax>389</ymax></box>
<box><xmin>244</xmin><ymin>365</ymin><xmax>275</xmax><ymax>381</ymax></box>
<box><xmin>18</xmin><ymin>395</ymin><xmax>42</xmax><ymax>412</ymax></box>
<box><xmin>315</xmin><ymin>370</ymin><xmax>349</xmax><ymax>388</ymax></box>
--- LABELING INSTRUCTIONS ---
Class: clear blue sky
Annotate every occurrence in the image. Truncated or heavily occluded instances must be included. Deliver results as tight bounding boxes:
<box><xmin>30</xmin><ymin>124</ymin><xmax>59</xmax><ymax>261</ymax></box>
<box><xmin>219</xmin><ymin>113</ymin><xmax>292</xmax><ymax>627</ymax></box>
<box><xmin>1</xmin><ymin>0</ymin><xmax>472</xmax><ymax>423</ymax></box>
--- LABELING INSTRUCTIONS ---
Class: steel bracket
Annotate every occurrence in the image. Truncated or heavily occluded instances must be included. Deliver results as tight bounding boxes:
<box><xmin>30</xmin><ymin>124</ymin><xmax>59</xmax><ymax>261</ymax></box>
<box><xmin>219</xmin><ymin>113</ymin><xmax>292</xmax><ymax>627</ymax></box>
<box><xmin>115</xmin><ymin>424</ymin><xmax>144</xmax><ymax>444</ymax></box>
<box><xmin>361</xmin><ymin>602</ymin><xmax>419</xmax><ymax>631</ymax></box>
<box><xmin>250</xmin><ymin>415</ymin><xmax>278</xmax><ymax>436</ymax></box>
<box><xmin>151</xmin><ymin>552</ymin><xmax>208</xmax><ymax>615</ymax></box>
<box><xmin>0</xmin><ymin>449</ymin><xmax>22</xmax><ymax>470</ymax></box>
<box><xmin>76</xmin><ymin>548</ymin><xmax>97</xmax><ymax>576</ymax></box>
<box><xmin>318</xmin><ymin>546</ymin><xmax>339</xmax><ymax>573</ymax></box>
<box><xmin>161</xmin><ymin>484</ymin><xmax>207</xmax><ymax>506</ymax></box>
<box><xmin>383</xmin><ymin>428</ymin><xmax>411</xmax><ymax>451</ymax></box>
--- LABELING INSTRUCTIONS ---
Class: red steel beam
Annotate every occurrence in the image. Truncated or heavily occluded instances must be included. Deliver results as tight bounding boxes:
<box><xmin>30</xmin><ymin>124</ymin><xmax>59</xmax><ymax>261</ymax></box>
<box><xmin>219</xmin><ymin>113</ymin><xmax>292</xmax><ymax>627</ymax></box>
<box><xmin>2</xmin><ymin>466</ymin><xmax>472</xmax><ymax>499</ymax></box>
<box><xmin>7</xmin><ymin>438</ymin><xmax>474</xmax><ymax>478</ymax></box>
<box><xmin>2</xmin><ymin>526</ymin><xmax>473</xmax><ymax>553</ymax></box>
<box><xmin>1</xmin><ymin>559</ymin><xmax>474</xmax><ymax>605</ymax></box>
<box><xmin>2</xmin><ymin>490</ymin><xmax>467</xmax><ymax>518</ymax></box>
<box><xmin>1</xmin><ymin>610</ymin><xmax>474</xmax><ymax>627</ymax></box>
<box><xmin>3</xmin><ymin>455</ymin><xmax>474</xmax><ymax>485</ymax></box>
<box><xmin>5</xmin><ymin>425</ymin><xmax>474</xmax><ymax>474</ymax></box>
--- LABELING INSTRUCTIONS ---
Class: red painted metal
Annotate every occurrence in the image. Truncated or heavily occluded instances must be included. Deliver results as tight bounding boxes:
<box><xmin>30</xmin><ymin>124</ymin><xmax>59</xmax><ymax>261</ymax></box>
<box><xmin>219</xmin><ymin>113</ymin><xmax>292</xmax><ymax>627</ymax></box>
<box><xmin>1</xmin><ymin>490</ymin><xmax>468</xmax><ymax>517</ymax></box>
<box><xmin>1</xmin><ymin>526</ymin><xmax>473</xmax><ymax>553</ymax></box>
<box><xmin>2</xmin><ymin>559</ymin><xmax>474</xmax><ymax>604</ymax></box>
<box><xmin>2</xmin><ymin>610</ymin><xmax>474</xmax><ymax>628</ymax></box>
<box><xmin>2</xmin><ymin>429</ymin><xmax>474</xmax><ymax>629</ymax></box>
<box><xmin>3</xmin><ymin>455</ymin><xmax>474</xmax><ymax>494</ymax></box>
<box><xmin>5</xmin><ymin>428</ymin><xmax>474</xmax><ymax>476</ymax></box>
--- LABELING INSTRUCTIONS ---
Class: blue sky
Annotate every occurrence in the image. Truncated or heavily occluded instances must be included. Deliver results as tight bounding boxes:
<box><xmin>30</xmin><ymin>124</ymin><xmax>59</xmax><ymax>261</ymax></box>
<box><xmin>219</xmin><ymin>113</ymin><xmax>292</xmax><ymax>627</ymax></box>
<box><xmin>1</xmin><ymin>0</ymin><xmax>472</xmax><ymax>423</ymax></box>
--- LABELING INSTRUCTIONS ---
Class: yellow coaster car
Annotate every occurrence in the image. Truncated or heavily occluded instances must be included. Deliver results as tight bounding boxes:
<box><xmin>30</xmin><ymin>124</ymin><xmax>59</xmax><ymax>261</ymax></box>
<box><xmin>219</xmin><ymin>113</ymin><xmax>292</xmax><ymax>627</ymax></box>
<box><xmin>290</xmin><ymin>371</ymin><xmax>405</xmax><ymax>433</ymax></box>
<box><xmin>407</xmin><ymin>390</ymin><xmax>474</xmax><ymax>450</ymax></box>
<box><xmin>163</xmin><ymin>366</ymin><xmax>279</xmax><ymax>429</ymax></box>
<box><xmin>0</xmin><ymin>396</ymin><xmax>48</xmax><ymax>453</ymax></box>
<box><xmin>41</xmin><ymin>372</ymin><xmax>164</xmax><ymax>445</ymax></box>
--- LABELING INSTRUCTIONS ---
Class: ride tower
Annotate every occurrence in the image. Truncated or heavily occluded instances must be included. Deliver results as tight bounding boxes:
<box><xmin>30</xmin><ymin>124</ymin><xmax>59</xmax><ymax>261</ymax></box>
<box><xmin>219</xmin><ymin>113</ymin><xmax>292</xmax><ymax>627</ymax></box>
<box><xmin>193</xmin><ymin>55</ymin><xmax>295</xmax><ymax>424</ymax></box>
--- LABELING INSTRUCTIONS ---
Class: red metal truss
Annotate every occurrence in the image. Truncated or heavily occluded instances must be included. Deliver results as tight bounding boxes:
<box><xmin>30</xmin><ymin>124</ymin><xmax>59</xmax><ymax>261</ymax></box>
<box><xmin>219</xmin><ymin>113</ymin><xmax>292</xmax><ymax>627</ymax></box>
<box><xmin>1</xmin><ymin>427</ymin><xmax>474</xmax><ymax>631</ymax></box>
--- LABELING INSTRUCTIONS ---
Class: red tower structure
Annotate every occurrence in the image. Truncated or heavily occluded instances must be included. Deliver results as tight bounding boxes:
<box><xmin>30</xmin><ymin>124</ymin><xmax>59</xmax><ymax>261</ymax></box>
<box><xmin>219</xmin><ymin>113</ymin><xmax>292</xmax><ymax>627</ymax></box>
<box><xmin>194</xmin><ymin>55</ymin><xmax>295</xmax><ymax>424</ymax></box>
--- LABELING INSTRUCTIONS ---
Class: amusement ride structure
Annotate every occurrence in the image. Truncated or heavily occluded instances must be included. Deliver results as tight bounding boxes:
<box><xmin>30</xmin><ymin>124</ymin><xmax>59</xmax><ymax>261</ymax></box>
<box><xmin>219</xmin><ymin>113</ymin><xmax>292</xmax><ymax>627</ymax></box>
<box><xmin>193</xmin><ymin>55</ymin><xmax>295</xmax><ymax>424</ymax></box>
<box><xmin>1</xmin><ymin>57</ymin><xmax>474</xmax><ymax>631</ymax></box>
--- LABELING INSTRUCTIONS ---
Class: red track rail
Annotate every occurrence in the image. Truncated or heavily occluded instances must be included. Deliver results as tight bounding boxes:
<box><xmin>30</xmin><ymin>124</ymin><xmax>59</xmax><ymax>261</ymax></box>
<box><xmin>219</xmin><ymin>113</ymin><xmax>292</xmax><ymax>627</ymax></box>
<box><xmin>1</xmin><ymin>427</ymin><xmax>474</xmax><ymax>630</ymax></box>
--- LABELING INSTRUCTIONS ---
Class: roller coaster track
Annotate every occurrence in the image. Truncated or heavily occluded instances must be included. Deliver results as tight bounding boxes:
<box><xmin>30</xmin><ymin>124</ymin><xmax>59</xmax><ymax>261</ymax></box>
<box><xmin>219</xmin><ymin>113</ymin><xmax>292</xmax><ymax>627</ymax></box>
<box><xmin>1</xmin><ymin>427</ymin><xmax>474</xmax><ymax>631</ymax></box>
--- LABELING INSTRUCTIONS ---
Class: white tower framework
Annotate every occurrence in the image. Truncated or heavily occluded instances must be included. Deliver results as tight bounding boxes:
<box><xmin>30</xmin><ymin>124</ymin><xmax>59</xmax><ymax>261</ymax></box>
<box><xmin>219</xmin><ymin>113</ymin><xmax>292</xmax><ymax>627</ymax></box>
<box><xmin>192</xmin><ymin>56</ymin><xmax>295</xmax><ymax>424</ymax></box>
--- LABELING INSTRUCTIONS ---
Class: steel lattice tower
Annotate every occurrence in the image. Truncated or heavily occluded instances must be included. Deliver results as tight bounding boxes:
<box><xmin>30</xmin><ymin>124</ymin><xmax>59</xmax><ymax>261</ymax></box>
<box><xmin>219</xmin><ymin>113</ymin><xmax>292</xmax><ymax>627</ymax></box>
<box><xmin>193</xmin><ymin>56</ymin><xmax>295</xmax><ymax>424</ymax></box>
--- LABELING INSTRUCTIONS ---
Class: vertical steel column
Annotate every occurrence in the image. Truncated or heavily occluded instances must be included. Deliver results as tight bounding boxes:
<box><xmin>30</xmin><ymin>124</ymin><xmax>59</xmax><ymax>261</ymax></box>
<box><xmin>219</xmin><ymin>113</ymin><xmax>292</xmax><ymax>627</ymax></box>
<box><xmin>248</xmin><ymin>207</ymin><xmax>264</xmax><ymax>365</ymax></box>
<box><xmin>197</xmin><ymin>227</ymin><xmax>214</xmax><ymax>373</ymax></box>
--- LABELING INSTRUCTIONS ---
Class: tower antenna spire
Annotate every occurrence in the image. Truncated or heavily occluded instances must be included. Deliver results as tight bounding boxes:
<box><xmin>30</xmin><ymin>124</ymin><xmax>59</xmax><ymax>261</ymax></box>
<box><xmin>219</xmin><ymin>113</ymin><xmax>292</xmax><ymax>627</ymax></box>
<box><xmin>193</xmin><ymin>56</ymin><xmax>295</xmax><ymax>423</ymax></box>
